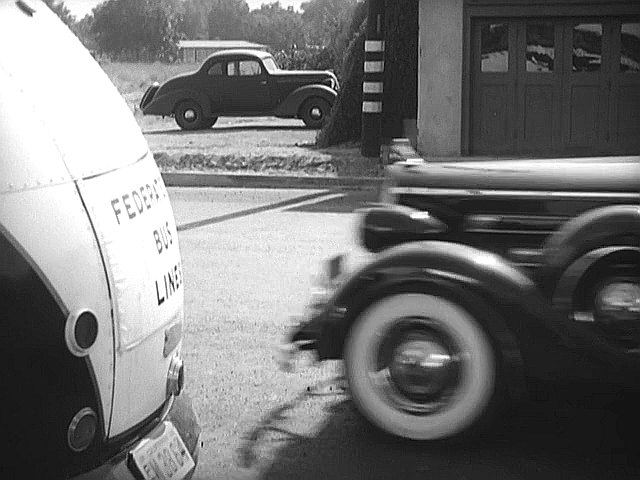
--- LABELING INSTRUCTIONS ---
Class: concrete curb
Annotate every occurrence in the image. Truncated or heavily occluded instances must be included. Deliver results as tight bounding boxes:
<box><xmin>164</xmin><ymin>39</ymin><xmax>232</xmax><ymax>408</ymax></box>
<box><xmin>161</xmin><ymin>171</ymin><xmax>385</xmax><ymax>190</ymax></box>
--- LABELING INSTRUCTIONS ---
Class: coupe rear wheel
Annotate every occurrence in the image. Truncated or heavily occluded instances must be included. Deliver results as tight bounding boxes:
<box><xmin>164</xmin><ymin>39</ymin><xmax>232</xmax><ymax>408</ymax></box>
<box><xmin>175</xmin><ymin>100</ymin><xmax>205</xmax><ymax>130</ymax></box>
<box><xmin>300</xmin><ymin>97</ymin><xmax>330</xmax><ymax>129</ymax></box>
<box><xmin>344</xmin><ymin>293</ymin><xmax>498</xmax><ymax>441</ymax></box>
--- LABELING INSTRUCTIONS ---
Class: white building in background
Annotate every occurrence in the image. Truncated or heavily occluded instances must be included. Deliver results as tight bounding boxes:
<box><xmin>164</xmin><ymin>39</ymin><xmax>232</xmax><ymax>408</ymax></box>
<box><xmin>178</xmin><ymin>40</ymin><xmax>267</xmax><ymax>63</ymax></box>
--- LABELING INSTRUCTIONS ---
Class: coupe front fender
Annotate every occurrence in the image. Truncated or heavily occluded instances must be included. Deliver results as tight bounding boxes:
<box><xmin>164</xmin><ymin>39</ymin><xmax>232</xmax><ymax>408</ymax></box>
<box><xmin>142</xmin><ymin>89</ymin><xmax>212</xmax><ymax>118</ymax></box>
<box><xmin>273</xmin><ymin>84</ymin><xmax>337</xmax><ymax>117</ymax></box>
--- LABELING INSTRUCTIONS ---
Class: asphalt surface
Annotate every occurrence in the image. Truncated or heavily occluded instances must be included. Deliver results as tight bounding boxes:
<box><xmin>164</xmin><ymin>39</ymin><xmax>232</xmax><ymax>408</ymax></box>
<box><xmin>170</xmin><ymin>187</ymin><xmax>640</xmax><ymax>480</ymax></box>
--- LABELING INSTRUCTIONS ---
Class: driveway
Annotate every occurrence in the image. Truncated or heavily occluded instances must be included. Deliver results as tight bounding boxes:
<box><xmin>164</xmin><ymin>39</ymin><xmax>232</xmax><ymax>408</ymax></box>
<box><xmin>170</xmin><ymin>187</ymin><xmax>640</xmax><ymax>480</ymax></box>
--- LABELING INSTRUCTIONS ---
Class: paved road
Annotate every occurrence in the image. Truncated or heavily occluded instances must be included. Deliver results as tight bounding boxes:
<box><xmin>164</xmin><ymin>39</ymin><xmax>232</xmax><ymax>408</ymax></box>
<box><xmin>170</xmin><ymin>187</ymin><xmax>639</xmax><ymax>480</ymax></box>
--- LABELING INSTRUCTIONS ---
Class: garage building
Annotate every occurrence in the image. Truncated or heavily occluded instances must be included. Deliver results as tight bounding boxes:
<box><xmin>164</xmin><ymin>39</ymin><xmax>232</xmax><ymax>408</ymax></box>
<box><xmin>418</xmin><ymin>0</ymin><xmax>640</xmax><ymax>157</ymax></box>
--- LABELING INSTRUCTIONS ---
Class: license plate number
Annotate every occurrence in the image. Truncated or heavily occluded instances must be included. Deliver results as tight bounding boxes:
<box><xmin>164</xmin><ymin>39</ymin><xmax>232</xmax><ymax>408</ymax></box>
<box><xmin>131</xmin><ymin>421</ymin><xmax>195</xmax><ymax>480</ymax></box>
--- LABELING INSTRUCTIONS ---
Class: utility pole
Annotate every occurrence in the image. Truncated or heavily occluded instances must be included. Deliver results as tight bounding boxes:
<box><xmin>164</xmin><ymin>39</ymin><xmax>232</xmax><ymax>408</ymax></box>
<box><xmin>360</xmin><ymin>0</ymin><xmax>385</xmax><ymax>158</ymax></box>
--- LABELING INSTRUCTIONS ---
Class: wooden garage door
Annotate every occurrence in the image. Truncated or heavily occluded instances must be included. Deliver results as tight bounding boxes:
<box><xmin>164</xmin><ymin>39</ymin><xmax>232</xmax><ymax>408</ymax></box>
<box><xmin>471</xmin><ymin>17</ymin><xmax>640</xmax><ymax>156</ymax></box>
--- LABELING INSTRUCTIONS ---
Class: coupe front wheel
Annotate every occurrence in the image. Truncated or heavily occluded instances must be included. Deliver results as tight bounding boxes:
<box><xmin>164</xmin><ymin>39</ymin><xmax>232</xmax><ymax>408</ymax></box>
<box><xmin>204</xmin><ymin>116</ymin><xmax>218</xmax><ymax>128</ymax></box>
<box><xmin>344</xmin><ymin>292</ymin><xmax>498</xmax><ymax>441</ymax></box>
<box><xmin>300</xmin><ymin>97</ymin><xmax>330</xmax><ymax>129</ymax></box>
<box><xmin>175</xmin><ymin>100</ymin><xmax>205</xmax><ymax>130</ymax></box>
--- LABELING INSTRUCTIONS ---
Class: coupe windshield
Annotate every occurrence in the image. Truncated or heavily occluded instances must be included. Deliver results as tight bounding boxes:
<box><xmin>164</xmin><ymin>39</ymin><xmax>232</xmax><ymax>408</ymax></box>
<box><xmin>262</xmin><ymin>56</ymin><xmax>280</xmax><ymax>73</ymax></box>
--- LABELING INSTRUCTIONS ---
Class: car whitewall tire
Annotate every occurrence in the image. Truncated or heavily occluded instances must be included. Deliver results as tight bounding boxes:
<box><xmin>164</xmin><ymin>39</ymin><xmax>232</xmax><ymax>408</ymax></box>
<box><xmin>345</xmin><ymin>293</ymin><xmax>496</xmax><ymax>441</ymax></box>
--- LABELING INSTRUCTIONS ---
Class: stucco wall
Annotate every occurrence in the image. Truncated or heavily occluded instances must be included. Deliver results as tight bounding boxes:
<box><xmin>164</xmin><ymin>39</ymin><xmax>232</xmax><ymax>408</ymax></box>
<box><xmin>417</xmin><ymin>0</ymin><xmax>464</xmax><ymax>156</ymax></box>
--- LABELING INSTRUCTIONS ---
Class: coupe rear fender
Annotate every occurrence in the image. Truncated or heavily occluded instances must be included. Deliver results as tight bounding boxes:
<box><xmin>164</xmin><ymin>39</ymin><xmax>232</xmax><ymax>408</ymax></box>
<box><xmin>273</xmin><ymin>84</ymin><xmax>337</xmax><ymax>117</ymax></box>
<box><xmin>142</xmin><ymin>89</ymin><xmax>212</xmax><ymax>118</ymax></box>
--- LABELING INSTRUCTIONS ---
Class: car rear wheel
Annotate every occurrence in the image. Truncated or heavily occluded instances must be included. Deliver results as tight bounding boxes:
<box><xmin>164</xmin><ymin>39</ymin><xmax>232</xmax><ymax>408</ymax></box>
<box><xmin>300</xmin><ymin>97</ymin><xmax>330</xmax><ymax>129</ymax></box>
<box><xmin>175</xmin><ymin>100</ymin><xmax>205</xmax><ymax>130</ymax></box>
<box><xmin>550</xmin><ymin>242</ymin><xmax>640</xmax><ymax>367</ymax></box>
<box><xmin>344</xmin><ymin>292</ymin><xmax>499</xmax><ymax>441</ymax></box>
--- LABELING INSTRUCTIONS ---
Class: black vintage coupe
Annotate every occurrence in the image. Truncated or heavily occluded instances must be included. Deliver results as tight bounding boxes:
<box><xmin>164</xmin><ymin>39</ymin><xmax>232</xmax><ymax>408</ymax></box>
<box><xmin>281</xmin><ymin>154</ymin><xmax>640</xmax><ymax>441</ymax></box>
<box><xmin>140</xmin><ymin>49</ymin><xmax>338</xmax><ymax>130</ymax></box>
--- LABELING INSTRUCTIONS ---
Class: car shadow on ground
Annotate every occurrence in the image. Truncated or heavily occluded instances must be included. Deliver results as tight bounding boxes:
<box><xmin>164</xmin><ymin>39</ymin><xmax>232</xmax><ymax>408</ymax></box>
<box><xmin>239</xmin><ymin>383</ymin><xmax>640</xmax><ymax>480</ymax></box>
<box><xmin>284</xmin><ymin>190</ymin><xmax>379</xmax><ymax>214</ymax></box>
<box><xmin>144</xmin><ymin>124</ymin><xmax>310</xmax><ymax>135</ymax></box>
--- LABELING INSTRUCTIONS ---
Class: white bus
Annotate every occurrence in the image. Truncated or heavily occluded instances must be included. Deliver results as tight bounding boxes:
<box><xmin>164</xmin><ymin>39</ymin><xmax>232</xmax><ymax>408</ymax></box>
<box><xmin>0</xmin><ymin>1</ymin><xmax>200</xmax><ymax>478</ymax></box>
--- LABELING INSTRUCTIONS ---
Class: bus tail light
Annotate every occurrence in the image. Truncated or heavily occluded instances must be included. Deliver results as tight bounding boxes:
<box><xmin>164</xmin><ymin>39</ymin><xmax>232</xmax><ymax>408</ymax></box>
<box><xmin>67</xmin><ymin>407</ymin><xmax>97</xmax><ymax>452</ymax></box>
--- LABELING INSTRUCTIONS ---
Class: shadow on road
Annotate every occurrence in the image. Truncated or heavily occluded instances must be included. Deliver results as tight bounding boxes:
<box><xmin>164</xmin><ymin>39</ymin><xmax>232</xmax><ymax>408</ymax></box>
<box><xmin>284</xmin><ymin>190</ymin><xmax>379</xmax><ymax>214</ymax></box>
<box><xmin>144</xmin><ymin>124</ymin><xmax>309</xmax><ymax>135</ymax></box>
<box><xmin>240</xmin><ymin>389</ymin><xmax>640</xmax><ymax>480</ymax></box>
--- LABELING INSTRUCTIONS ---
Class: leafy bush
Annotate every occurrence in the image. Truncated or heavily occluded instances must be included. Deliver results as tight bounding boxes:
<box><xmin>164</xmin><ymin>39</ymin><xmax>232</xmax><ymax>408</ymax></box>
<box><xmin>271</xmin><ymin>46</ymin><xmax>335</xmax><ymax>73</ymax></box>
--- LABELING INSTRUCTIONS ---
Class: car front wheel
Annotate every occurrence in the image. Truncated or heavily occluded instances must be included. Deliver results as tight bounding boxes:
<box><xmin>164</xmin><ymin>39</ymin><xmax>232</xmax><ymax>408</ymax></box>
<box><xmin>300</xmin><ymin>97</ymin><xmax>330</xmax><ymax>129</ymax></box>
<box><xmin>175</xmin><ymin>100</ymin><xmax>205</xmax><ymax>130</ymax></box>
<box><xmin>204</xmin><ymin>117</ymin><xmax>218</xmax><ymax>128</ymax></box>
<box><xmin>344</xmin><ymin>292</ymin><xmax>499</xmax><ymax>441</ymax></box>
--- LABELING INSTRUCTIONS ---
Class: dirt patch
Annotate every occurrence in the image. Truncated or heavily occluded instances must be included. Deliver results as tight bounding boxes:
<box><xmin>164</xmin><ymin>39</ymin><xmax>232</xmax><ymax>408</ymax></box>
<box><xmin>139</xmin><ymin>115</ymin><xmax>383</xmax><ymax>177</ymax></box>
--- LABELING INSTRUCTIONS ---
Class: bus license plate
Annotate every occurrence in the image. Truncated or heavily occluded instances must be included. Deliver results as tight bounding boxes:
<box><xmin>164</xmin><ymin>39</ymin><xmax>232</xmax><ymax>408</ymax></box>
<box><xmin>131</xmin><ymin>421</ymin><xmax>195</xmax><ymax>480</ymax></box>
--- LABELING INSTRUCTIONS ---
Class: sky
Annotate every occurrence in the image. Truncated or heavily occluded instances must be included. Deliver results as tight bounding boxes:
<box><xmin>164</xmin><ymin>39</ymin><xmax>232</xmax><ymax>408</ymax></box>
<box><xmin>64</xmin><ymin>0</ymin><xmax>305</xmax><ymax>19</ymax></box>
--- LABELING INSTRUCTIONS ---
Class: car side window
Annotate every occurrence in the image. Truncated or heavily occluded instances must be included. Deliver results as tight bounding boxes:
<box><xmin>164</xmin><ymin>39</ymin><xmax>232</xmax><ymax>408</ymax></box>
<box><xmin>239</xmin><ymin>60</ymin><xmax>262</xmax><ymax>76</ymax></box>
<box><xmin>207</xmin><ymin>62</ymin><xmax>223</xmax><ymax>76</ymax></box>
<box><xmin>227</xmin><ymin>61</ymin><xmax>237</xmax><ymax>76</ymax></box>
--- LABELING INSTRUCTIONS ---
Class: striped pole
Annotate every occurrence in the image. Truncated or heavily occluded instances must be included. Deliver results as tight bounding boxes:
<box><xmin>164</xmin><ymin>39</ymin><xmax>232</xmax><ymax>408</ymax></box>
<box><xmin>361</xmin><ymin>0</ymin><xmax>385</xmax><ymax>158</ymax></box>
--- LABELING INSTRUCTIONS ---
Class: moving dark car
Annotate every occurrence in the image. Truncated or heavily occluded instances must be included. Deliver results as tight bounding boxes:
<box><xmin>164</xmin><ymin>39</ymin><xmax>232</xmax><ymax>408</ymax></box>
<box><xmin>140</xmin><ymin>49</ymin><xmax>338</xmax><ymax>130</ymax></box>
<box><xmin>281</xmin><ymin>154</ymin><xmax>640</xmax><ymax>441</ymax></box>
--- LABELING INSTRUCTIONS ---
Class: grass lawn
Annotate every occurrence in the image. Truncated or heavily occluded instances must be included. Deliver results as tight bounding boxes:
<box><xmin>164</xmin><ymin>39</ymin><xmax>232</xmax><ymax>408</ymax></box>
<box><xmin>99</xmin><ymin>61</ymin><xmax>198</xmax><ymax>96</ymax></box>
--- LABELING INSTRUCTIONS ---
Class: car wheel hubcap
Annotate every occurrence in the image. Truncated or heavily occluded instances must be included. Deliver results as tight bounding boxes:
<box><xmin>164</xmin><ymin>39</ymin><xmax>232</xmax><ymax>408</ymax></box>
<box><xmin>369</xmin><ymin>319</ymin><xmax>461</xmax><ymax>415</ymax></box>
<box><xmin>596</xmin><ymin>281</ymin><xmax>640</xmax><ymax>321</ymax></box>
<box><xmin>184</xmin><ymin>109</ymin><xmax>197</xmax><ymax>122</ymax></box>
<box><xmin>310</xmin><ymin>106</ymin><xmax>323</xmax><ymax>120</ymax></box>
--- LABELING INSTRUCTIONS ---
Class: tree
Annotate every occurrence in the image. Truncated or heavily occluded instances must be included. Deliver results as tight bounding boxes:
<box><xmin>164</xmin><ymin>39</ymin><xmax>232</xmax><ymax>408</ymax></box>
<box><xmin>301</xmin><ymin>0</ymin><xmax>356</xmax><ymax>48</ymax></box>
<box><xmin>207</xmin><ymin>0</ymin><xmax>250</xmax><ymax>40</ymax></box>
<box><xmin>180</xmin><ymin>0</ymin><xmax>210</xmax><ymax>40</ymax></box>
<box><xmin>246</xmin><ymin>2</ymin><xmax>305</xmax><ymax>51</ymax></box>
<box><xmin>43</xmin><ymin>0</ymin><xmax>76</xmax><ymax>29</ymax></box>
<box><xmin>300</xmin><ymin>0</ymin><xmax>360</xmax><ymax>76</ymax></box>
<box><xmin>91</xmin><ymin>0</ymin><xmax>184</xmax><ymax>61</ymax></box>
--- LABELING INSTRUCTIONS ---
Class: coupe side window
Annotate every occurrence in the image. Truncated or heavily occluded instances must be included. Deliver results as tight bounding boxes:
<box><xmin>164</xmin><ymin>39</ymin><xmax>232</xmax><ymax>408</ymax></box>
<box><xmin>239</xmin><ymin>60</ymin><xmax>262</xmax><ymax>76</ymax></box>
<box><xmin>207</xmin><ymin>62</ymin><xmax>223</xmax><ymax>76</ymax></box>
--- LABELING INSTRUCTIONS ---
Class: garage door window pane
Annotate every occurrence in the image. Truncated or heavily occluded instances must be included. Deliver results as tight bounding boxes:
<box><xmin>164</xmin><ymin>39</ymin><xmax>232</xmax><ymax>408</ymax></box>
<box><xmin>527</xmin><ymin>22</ymin><xmax>554</xmax><ymax>72</ymax></box>
<box><xmin>621</xmin><ymin>23</ymin><xmax>640</xmax><ymax>73</ymax></box>
<box><xmin>573</xmin><ymin>23</ymin><xmax>602</xmax><ymax>72</ymax></box>
<box><xmin>481</xmin><ymin>23</ymin><xmax>509</xmax><ymax>72</ymax></box>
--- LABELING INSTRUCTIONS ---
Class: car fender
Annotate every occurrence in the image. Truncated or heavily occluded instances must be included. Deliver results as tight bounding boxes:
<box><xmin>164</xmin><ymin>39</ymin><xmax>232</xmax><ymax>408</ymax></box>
<box><xmin>273</xmin><ymin>84</ymin><xmax>337</xmax><ymax>117</ymax></box>
<box><xmin>142</xmin><ymin>89</ymin><xmax>212</xmax><ymax>118</ymax></box>
<box><xmin>310</xmin><ymin>241</ymin><xmax>561</xmax><ymax>400</ymax></box>
<box><xmin>552</xmin><ymin>245</ymin><xmax>640</xmax><ymax>312</ymax></box>
<box><xmin>541</xmin><ymin>205</ymin><xmax>640</xmax><ymax>291</ymax></box>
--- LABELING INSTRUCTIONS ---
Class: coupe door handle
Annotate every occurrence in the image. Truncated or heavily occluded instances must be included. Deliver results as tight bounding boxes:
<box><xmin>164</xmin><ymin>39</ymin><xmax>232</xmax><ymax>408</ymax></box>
<box><xmin>260</xmin><ymin>80</ymin><xmax>267</xmax><ymax>85</ymax></box>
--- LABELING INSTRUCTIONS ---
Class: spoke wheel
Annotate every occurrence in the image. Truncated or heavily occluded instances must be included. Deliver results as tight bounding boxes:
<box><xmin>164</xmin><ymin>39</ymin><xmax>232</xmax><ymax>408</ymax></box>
<box><xmin>345</xmin><ymin>293</ymin><xmax>497</xmax><ymax>441</ymax></box>
<box><xmin>572</xmin><ymin>261</ymin><xmax>640</xmax><ymax>352</ymax></box>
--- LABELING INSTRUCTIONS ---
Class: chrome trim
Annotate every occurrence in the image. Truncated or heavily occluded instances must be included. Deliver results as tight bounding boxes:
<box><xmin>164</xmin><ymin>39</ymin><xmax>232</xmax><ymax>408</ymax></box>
<box><xmin>167</xmin><ymin>355</ymin><xmax>185</xmax><ymax>397</ymax></box>
<box><xmin>390</xmin><ymin>187</ymin><xmax>639</xmax><ymax>200</ymax></box>
<box><xmin>464</xmin><ymin>214</ymin><xmax>567</xmax><ymax>234</ymax></box>
<box><xmin>65</xmin><ymin>309</ymin><xmax>98</xmax><ymax>357</ymax></box>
